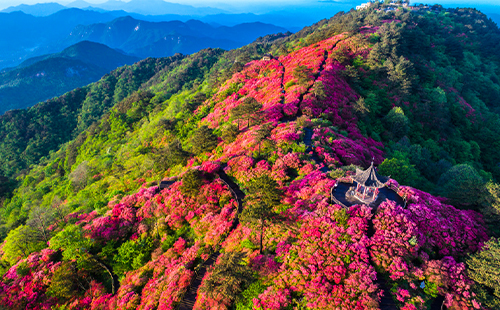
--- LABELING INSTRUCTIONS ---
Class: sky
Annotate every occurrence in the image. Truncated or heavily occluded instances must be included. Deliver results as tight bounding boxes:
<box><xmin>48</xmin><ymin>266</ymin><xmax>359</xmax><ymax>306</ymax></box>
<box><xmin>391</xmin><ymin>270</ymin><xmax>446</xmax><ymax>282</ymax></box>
<box><xmin>0</xmin><ymin>0</ymin><xmax>499</xmax><ymax>14</ymax></box>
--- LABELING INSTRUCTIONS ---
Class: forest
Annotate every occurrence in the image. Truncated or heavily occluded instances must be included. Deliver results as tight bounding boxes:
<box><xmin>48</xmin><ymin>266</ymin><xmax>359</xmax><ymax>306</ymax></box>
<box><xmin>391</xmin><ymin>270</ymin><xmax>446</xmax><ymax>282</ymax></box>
<box><xmin>1</xmin><ymin>2</ymin><xmax>500</xmax><ymax>309</ymax></box>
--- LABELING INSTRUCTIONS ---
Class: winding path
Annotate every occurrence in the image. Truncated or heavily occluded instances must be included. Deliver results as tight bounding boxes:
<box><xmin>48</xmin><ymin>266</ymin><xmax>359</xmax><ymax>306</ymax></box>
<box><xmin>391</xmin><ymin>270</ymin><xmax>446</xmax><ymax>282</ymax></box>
<box><xmin>177</xmin><ymin>167</ymin><xmax>246</xmax><ymax>310</ymax></box>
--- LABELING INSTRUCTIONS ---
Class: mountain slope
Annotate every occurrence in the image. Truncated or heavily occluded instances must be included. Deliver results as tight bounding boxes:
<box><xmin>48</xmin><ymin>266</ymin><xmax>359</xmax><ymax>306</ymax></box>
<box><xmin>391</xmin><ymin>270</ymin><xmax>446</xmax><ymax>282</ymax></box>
<box><xmin>1</xmin><ymin>4</ymin><xmax>500</xmax><ymax>310</ymax></box>
<box><xmin>0</xmin><ymin>41</ymin><xmax>139</xmax><ymax>114</ymax></box>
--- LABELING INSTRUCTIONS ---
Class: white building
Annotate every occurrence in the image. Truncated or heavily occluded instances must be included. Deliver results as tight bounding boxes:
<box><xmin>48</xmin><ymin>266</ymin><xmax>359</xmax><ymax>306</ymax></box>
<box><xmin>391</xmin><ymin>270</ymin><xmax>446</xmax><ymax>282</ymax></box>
<box><xmin>356</xmin><ymin>2</ymin><xmax>372</xmax><ymax>10</ymax></box>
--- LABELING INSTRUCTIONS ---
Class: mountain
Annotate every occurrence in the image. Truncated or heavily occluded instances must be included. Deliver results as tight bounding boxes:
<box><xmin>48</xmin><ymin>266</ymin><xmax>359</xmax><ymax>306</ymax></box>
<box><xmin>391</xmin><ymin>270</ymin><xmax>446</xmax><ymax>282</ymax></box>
<box><xmin>0</xmin><ymin>3</ymin><xmax>67</xmax><ymax>16</ymax></box>
<box><xmin>62</xmin><ymin>17</ymin><xmax>288</xmax><ymax>58</ymax></box>
<box><xmin>82</xmin><ymin>0</ymin><xmax>228</xmax><ymax>16</ymax></box>
<box><xmin>0</xmin><ymin>9</ymin><xmax>122</xmax><ymax>69</ymax></box>
<box><xmin>66</xmin><ymin>0</ymin><xmax>94</xmax><ymax>9</ymax></box>
<box><xmin>0</xmin><ymin>41</ymin><xmax>139</xmax><ymax>113</ymax></box>
<box><xmin>0</xmin><ymin>8</ymin><xmax>287</xmax><ymax>70</ymax></box>
<box><xmin>1</xmin><ymin>3</ymin><xmax>500</xmax><ymax>310</ymax></box>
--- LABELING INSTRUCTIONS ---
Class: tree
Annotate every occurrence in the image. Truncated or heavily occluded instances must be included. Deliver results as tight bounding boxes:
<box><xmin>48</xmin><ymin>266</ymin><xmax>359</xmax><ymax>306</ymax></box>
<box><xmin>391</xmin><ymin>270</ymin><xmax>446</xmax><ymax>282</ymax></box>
<box><xmin>200</xmin><ymin>252</ymin><xmax>253</xmax><ymax>300</ymax></box>
<box><xmin>311</xmin><ymin>80</ymin><xmax>326</xmax><ymax>99</ymax></box>
<box><xmin>157</xmin><ymin>139</ymin><xmax>189</xmax><ymax>168</ymax></box>
<box><xmin>466</xmin><ymin>238</ymin><xmax>500</xmax><ymax>309</ymax></box>
<box><xmin>254</xmin><ymin>123</ymin><xmax>273</xmax><ymax>156</ymax></box>
<box><xmin>231</xmin><ymin>97</ymin><xmax>262</xmax><ymax>129</ymax></box>
<box><xmin>26</xmin><ymin>206</ymin><xmax>55</xmax><ymax>243</ymax></box>
<box><xmin>222</xmin><ymin>123</ymin><xmax>240</xmax><ymax>143</ymax></box>
<box><xmin>46</xmin><ymin>261</ymin><xmax>79</xmax><ymax>302</ymax></box>
<box><xmin>293</xmin><ymin>65</ymin><xmax>313</xmax><ymax>85</ymax></box>
<box><xmin>180</xmin><ymin>169</ymin><xmax>204</xmax><ymax>197</ymax></box>
<box><xmin>2</xmin><ymin>225</ymin><xmax>44</xmax><ymax>265</ymax></box>
<box><xmin>68</xmin><ymin>160</ymin><xmax>91</xmax><ymax>191</ymax></box>
<box><xmin>191</xmin><ymin>125</ymin><xmax>219</xmax><ymax>154</ymax></box>
<box><xmin>241</xmin><ymin>175</ymin><xmax>282</xmax><ymax>253</ymax></box>
<box><xmin>353</xmin><ymin>97</ymin><xmax>370</xmax><ymax>116</ymax></box>
<box><xmin>184</xmin><ymin>92</ymin><xmax>206</xmax><ymax>112</ymax></box>
<box><xmin>49</xmin><ymin>224</ymin><xmax>119</xmax><ymax>294</ymax></box>
<box><xmin>378</xmin><ymin>152</ymin><xmax>419</xmax><ymax>187</ymax></box>
<box><xmin>385</xmin><ymin>56</ymin><xmax>414</xmax><ymax>97</ymax></box>
<box><xmin>384</xmin><ymin>107</ymin><xmax>410</xmax><ymax>140</ymax></box>
<box><xmin>437</xmin><ymin>164</ymin><xmax>485</xmax><ymax>207</ymax></box>
<box><xmin>479</xmin><ymin>182</ymin><xmax>500</xmax><ymax>235</ymax></box>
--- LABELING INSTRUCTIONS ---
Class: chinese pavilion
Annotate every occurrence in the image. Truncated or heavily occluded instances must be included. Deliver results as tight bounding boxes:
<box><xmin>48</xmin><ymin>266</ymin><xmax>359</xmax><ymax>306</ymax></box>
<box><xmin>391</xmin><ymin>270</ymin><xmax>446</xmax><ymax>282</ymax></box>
<box><xmin>351</xmin><ymin>162</ymin><xmax>389</xmax><ymax>204</ymax></box>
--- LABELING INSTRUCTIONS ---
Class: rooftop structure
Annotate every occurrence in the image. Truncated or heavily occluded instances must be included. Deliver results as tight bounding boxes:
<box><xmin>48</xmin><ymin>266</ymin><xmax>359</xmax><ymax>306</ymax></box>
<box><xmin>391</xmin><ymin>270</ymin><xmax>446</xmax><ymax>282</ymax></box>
<box><xmin>351</xmin><ymin>162</ymin><xmax>389</xmax><ymax>204</ymax></box>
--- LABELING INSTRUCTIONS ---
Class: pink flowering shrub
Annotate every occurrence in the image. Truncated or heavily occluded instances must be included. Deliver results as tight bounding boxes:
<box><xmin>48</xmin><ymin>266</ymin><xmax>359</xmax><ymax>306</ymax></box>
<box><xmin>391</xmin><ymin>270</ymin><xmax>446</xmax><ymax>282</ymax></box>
<box><xmin>255</xmin><ymin>204</ymin><xmax>379</xmax><ymax>309</ymax></box>
<box><xmin>0</xmin><ymin>249</ymin><xmax>60</xmax><ymax>310</ymax></box>
<box><xmin>83</xmin><ymin>203</ymin><xmax>137</xmax><ymax>241</ymax></box>
<box><xmin>370</xmin><ymin>192</ymin><xmax>487</xmax><ymax>309</ymax></box>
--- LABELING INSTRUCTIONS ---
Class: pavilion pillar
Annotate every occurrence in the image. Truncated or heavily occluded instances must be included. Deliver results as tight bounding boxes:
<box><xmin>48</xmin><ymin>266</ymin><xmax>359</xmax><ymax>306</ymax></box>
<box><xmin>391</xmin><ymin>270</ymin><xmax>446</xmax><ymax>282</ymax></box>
<box><xmin>362</xmin><ymin>187</ymin><xmax>367</xmax><ymax>200</ymax></box>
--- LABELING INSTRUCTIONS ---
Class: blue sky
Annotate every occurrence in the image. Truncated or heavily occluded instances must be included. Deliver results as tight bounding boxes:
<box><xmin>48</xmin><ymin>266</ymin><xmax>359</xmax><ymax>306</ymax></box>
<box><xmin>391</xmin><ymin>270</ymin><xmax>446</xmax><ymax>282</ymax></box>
<box><xmin>0</xmin><ymin>0</ymin><xmax>499</xmax><ymax>14</ymax></box>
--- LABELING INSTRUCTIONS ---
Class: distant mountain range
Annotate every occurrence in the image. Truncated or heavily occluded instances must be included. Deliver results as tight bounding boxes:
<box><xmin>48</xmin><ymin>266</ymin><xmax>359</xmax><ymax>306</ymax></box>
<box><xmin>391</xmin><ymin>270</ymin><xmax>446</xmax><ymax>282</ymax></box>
<box><xmin>0</xmin><ymin>41</ymin><xmax>139</xmax><ymax>113</ymax></box>
<box><xmin>67</xmin><ymin>0</ymin><xmax>228</xmax><ymax>16</ymax></box>
<box><xmin>63</xmin><ymin>17</ymin><xmax>287</xmax><ymax>58</ymax></box>
<box><xmin>0</xmin><ymin>9</ymin><xmax>123</xmax><ymax>69</ymax></box>
<box><xmin>2</xmin><ymin>0</ymin><xmax>228</xmax><ymax>16</ymax></box>
<box><xmin>0</xmin><ymin>8</ymin><xmax>287</xmax><ymax>70</ymax></box>
<box><xmin>0</xmin><ymin>2</ymin><xmax>66</xmax><ymax>16</ymax></box>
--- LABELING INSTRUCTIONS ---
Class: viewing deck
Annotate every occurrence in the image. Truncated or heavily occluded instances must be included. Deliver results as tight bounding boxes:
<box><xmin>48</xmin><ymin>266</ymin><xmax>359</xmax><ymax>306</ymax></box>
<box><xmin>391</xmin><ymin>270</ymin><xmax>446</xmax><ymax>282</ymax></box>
<box><xmin>331</xmin><ymin>181</ymin><xmax>405</xmax><ymax>209</ymax></box>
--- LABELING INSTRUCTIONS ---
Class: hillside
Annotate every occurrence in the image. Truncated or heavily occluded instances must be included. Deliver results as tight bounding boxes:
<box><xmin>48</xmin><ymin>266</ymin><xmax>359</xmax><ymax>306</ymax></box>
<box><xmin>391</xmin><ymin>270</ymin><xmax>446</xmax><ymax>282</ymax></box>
<box><xmin>1</xmin><ymin>3</ymin><xmax>500</xmax><ymax>310</ymax></box>
<box><xmin>0</xmin><ymin>41</ymin><xmax>139</xmax><ymax>114</ymax></box>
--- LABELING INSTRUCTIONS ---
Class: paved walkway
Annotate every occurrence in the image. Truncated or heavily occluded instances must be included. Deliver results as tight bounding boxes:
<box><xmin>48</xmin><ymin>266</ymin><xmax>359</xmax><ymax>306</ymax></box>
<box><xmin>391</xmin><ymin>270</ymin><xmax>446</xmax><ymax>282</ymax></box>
<box><xmin>176</xmin><ymin>167</ymin><xmax>246</xmax><ymax>310</ymax></box>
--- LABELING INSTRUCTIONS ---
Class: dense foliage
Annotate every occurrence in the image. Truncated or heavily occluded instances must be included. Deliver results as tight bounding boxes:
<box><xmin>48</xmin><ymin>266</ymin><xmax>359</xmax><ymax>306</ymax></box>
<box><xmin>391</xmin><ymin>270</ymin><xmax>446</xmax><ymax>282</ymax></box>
<box><xmin>1</xmin><ymin>3</ymin><xmax>500</xmax><ymax>309</ymax></box>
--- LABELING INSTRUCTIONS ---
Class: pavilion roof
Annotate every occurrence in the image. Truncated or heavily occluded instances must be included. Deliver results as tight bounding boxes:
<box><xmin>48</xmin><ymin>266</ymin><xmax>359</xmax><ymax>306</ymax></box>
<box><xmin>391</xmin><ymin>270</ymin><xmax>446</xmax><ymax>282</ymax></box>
<box><xmin>353</xmin><ymin>162</ymin><xmax>389</xmax><ymax>188</ymax></box>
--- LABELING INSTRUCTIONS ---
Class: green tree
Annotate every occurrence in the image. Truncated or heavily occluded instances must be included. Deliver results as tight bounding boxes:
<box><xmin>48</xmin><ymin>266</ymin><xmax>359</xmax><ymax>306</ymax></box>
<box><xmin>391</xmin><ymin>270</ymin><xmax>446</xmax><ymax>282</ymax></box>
<box><xmin>49</xmin><ymin>224</ymin><xmax>95</xmax><ymax>265</ymax></box>
<box><xmin>385</xmin><ymin>56</ymin><xmax>414</xmax><ymax>97</ymax></box>
<box><xmin>200</xmin><ymin>252</ymin><xmax>253</xmax><ymax>301</ymax></box>
<box><xmin>384</xmin><ymin>107</ymin><xmax>410</xmax><ymax>140</ymax></box>
<box><xmin>466</xmin><ymin>238</ymin><xmax>500</xmax><ymax>309</ymax></box>
<box><xmin>231</xmin><ymin>97</ymin><xmax>263</xmax><ymax>129</ymax></box>
<box><xmin>180</xmin><ymin>169</ymin><xmax>204</xmax><ymax>197</ymax></box>
<box><xmin>378</xmin><ymin>152</ymin><xmax>419</xmax><ymax>186</ymax></box>
<box><xmin>241</xmin><ymin>175</ymin><xmax>282</xmax><ymax>253</ymax></box>
<box><xmin>157</xmin><ymin>139</ymin><xmax>189</xmax><ymax>169</ymax></box>
<box><xmin>46</xmin><ymin>262</ymin><xmax>79</xmax><ymax>302</ymax></box>
<box><xmin>293</xmin><ymin>65</ymin><xmax>313</xmax><ymax>85</ymax></box>
<box><xmin>2</xmin><ymin>225</ymin><xmax>44</xmax><ymax>265</ymax></box>
<box><xmin>222</xmin><ymin>123</ymin><xmax>240</xmax><ymax>143</ymax></box>
<box><xmin>113</xmin><ymin>238</ymin><xmax>154</xmax><ymax>276</ymax></box>
<box><xmin>254</xmin><ymin>123</ymin><xmax>273</xmax><ymax>156</ymax></box>
<box><xmin>437</xmin><ymin>164</ymin><xmax>485</xmax><ymax>207</ymax></box>
<box><xmin>480</xmin><ymin>182</ymin><xmax>500</xmax><ymax>235</ymax></box>
<box><xmin>191</xmin><ymin>125</ymin><xmax>219</xmax><ymax>154</ymax></box>
<box><xmin>311</xmin><ymin>80</ymin><xmax>326</xmax><ymax>99</ymax></box>
<box><xmin>49</xmin><ymin>225</ymin><xmax>119</xmax><ymax>294</ymax></box>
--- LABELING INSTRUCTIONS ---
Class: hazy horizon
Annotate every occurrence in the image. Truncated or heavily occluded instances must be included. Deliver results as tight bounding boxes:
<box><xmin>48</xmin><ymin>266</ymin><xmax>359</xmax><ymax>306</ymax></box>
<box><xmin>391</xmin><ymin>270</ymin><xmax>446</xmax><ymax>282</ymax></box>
<box><xmin>0</xmin><ymin>0</ymin><xmax>499</xmax><ymax>14</ymax></box>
